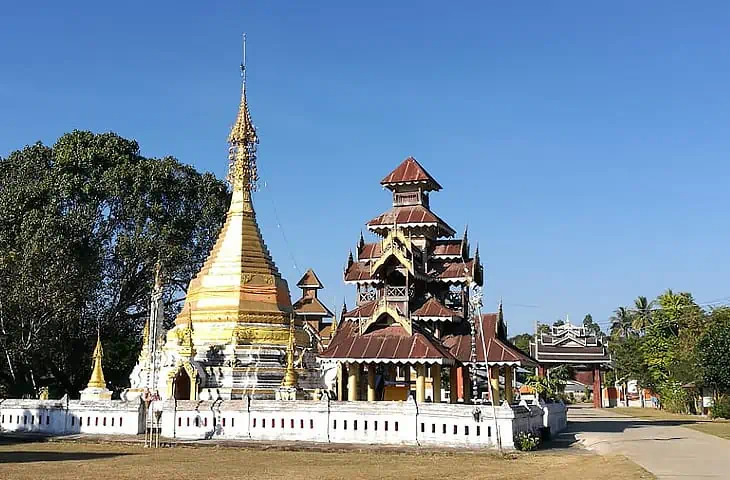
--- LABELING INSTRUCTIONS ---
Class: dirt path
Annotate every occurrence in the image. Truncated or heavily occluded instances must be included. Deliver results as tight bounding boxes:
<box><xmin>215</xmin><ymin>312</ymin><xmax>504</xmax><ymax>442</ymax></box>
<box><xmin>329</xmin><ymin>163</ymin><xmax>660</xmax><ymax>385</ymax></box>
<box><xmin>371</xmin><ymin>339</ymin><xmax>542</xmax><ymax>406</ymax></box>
<box><xmin>557</xmin><ymin>405</ymin><xmax>730</xmax><ymax>479</ymax></box>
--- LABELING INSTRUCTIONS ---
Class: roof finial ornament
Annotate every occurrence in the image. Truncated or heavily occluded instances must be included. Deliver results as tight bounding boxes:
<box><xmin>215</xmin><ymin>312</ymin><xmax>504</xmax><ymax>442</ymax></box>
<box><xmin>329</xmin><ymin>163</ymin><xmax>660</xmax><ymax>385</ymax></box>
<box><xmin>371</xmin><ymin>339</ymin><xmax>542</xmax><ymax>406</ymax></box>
<box><xmin>228</xmin><ymin>33</ymin><xmax>259</xmax><ymax>212</ymax></box>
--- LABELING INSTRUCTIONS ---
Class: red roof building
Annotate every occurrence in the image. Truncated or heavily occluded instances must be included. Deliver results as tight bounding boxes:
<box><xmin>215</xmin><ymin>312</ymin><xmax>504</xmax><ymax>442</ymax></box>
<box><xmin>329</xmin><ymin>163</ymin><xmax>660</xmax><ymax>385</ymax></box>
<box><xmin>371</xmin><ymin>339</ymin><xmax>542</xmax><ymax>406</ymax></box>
<box><xmin>318</xmin><ymin>157</ymin><xmax>531</xmax><ymax>404</ymax></box>
<box><xmin>293</xmin><ymin>268</ymin><xmax>334</xmax><ymax>351</ymax></box>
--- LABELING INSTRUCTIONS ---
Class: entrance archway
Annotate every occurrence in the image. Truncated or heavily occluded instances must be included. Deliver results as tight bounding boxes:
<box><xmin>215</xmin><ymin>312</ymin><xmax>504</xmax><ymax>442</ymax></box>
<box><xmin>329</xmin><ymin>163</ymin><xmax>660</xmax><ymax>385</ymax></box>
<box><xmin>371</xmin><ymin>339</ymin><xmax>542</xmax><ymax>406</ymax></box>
<box><xmin>173</xmin><ymin>368</ymin><xmax>191</xmax><ymax>400</ymax></box>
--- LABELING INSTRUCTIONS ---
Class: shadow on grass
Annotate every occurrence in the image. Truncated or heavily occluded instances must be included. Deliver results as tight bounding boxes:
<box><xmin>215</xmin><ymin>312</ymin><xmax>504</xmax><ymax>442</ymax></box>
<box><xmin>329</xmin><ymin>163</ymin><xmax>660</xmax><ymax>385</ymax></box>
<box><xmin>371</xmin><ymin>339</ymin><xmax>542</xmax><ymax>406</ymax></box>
<box><xmin>0</xmin><ymin>451</ymin><xmax>132</xmax><ymax>464</ymax></box>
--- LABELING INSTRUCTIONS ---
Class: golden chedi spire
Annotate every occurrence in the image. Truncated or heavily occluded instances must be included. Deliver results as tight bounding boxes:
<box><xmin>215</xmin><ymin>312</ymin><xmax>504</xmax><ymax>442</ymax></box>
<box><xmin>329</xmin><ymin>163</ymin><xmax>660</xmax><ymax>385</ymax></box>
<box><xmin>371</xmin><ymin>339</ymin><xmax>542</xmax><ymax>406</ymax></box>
<box><xmin>282</xmin><ymin>318</ymin><xmax>298</xmax><ymax>387</ymax></box>
<box><xmin>174</xmin><ymin>34</ymin><xmax>295</xmax><ymax>343</ymax></box>
<box><xmin>87</xmin><ymin>334</ymin><xmax>107</xmax><ymax>389</ymax></box>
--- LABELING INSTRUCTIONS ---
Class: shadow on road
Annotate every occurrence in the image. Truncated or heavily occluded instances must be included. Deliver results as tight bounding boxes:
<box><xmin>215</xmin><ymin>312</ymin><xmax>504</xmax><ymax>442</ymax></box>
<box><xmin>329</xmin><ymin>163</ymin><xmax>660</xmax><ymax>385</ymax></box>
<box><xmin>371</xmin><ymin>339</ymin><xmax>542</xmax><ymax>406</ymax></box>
<box><xmin>544</xmin><ymin>405</ymin><xmax>702</xmax><ymax>450</ymax></box>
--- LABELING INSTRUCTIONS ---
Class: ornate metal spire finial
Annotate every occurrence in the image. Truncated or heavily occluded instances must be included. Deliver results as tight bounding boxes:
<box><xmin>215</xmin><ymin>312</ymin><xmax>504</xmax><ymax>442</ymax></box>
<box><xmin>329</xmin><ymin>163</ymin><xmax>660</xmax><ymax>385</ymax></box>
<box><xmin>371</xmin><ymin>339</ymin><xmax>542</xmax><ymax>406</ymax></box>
<box><xmin>228</xmin><ymin>33</ymin><xmax>259</xmax><ymax>210</ymax></box>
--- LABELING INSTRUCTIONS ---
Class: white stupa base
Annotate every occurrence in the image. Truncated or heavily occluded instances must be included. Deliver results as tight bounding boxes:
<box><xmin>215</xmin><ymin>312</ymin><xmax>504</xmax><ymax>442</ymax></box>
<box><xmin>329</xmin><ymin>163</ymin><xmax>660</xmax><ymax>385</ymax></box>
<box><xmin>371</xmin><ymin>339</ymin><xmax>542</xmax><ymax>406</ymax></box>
<box><xmin>80</xmin><ymin>387</ymin><xmax>112</xmax><ymax>401</ymax></box>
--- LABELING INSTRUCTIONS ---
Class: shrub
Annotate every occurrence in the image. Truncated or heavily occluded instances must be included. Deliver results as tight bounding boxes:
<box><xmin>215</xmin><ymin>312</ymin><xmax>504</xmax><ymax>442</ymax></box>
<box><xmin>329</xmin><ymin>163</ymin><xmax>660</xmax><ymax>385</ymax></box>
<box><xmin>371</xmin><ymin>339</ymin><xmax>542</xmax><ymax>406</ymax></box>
<box><xmin>515</xmin><ymin>431</ymin><xmax>540</xmax><ymax>451</ymax></box>
<box><xmin>711</xmin><ymin>395</ymin><xmax>730</xmax><ymax>419</ymax></box>
<box><xmin>659</xmin><ymin>383</ymin><xmax>692</xmax><ymax>414</ymax></box>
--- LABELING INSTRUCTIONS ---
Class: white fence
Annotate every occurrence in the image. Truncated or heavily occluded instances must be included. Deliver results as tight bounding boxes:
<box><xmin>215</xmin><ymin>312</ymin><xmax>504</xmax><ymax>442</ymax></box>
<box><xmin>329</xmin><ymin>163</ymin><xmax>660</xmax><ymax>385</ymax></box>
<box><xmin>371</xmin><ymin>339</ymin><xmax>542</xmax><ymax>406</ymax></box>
<box><xmin>160</xmin><ymin>396</ymin><xmax>565</xmax><ymax>449</ymax></box>
<box><xmin>0</xmin><ymin>396</ymin><xmax>567</xmax><ymax>450</ymax></box>
<box><xmin>0</xmin><ymin>397</ymin><xmax>145</xmax><ymax>436</ymax></box>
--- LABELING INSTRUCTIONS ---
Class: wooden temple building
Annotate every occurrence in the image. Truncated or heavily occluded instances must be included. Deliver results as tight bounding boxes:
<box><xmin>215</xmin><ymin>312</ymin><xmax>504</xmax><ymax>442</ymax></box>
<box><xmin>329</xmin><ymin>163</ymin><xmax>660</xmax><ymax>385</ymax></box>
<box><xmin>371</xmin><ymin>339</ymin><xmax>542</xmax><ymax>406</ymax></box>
<box><xmin>293</xmin><ymin>268</ymin><xmax>335</xmax><ymax>351</ymax></box>
<box><xmin>530</xmin><ymin>321</ymin><xmax>612</xmax><ymax>407</ymax></box>
<box><xmin>318</xmin><ymin>157</ymin><xmax>535</xmax><ymax>403</ymax></box>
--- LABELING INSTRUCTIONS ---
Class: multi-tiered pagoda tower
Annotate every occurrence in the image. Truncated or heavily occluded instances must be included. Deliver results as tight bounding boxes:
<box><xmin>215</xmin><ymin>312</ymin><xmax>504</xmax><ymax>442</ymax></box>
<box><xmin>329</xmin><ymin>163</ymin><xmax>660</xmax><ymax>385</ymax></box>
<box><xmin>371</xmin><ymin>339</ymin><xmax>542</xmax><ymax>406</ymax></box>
<box><xmin>128</xmin><ymin>53</ymin><xmax>322</xmax><ymax>401</ymax></box>
<box><xmin>319</xmin><ymin>157</ymin><xmax>488</xmax><ymax>402</ymax></box>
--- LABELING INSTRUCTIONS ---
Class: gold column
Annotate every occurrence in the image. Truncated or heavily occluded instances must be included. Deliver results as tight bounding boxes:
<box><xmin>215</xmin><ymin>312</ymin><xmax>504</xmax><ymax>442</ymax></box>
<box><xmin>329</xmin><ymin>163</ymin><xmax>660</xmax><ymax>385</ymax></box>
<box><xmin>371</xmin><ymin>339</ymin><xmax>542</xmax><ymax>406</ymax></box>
<box><xmin>431</xmin><ymin>364</ymin><xmax>441</xmax><ymax>403</ymax></box>
<box><xmin>504</xmin><ymin>366</ymin><xmax>514</xmax><ymax>404</ymax></box>
<box><xmin>462</xmin><ymin>367</ymin><xmax>472</xmax><ymax>404</ymax></box>
<box><xmin>347</xmin><ymin>363</ymin><xmax>360</xmax><ymax>401</ymax></box>
<box><xmin>489</xmin><ymin>366</ymin><xmax>501</xmax><ymax>404</ymax></box>
<box><xmin>449</xmin><ymin>366</ymin><xmax>458</xmax><ymax>404</ymax></box>
<box><xmin>337</xmin><ymin>363</ymin><xmax>345</xmax><ymax>401</ymax></box>
<box><xmin>416</xmin><ymin>364</ymin><xmax>426</xmax><ymax>403</ymax></box>
<box><xmin>367</xmin><ymin>363</ymin><xmax>376</xmax><ymax>401</ymax></box>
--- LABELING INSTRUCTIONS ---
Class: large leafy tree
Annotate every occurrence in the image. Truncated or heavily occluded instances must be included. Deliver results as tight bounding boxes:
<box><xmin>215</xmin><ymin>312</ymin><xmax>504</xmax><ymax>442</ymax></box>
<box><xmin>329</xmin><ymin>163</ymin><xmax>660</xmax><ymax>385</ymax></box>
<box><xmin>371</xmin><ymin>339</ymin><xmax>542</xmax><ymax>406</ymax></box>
<box><xmin>697</xmin><ymin>308</ymin><xmax>730</xmax><ymax>395</ymax></box>
<box><xmin>0</xmin><ymin>131</ymin><xmax>229</xmax><ymax>398</ymax></box>
<box><xmin>582</xmin><ymin>313</ymin><xmax>602</xmax><ymax>337</ymax></box>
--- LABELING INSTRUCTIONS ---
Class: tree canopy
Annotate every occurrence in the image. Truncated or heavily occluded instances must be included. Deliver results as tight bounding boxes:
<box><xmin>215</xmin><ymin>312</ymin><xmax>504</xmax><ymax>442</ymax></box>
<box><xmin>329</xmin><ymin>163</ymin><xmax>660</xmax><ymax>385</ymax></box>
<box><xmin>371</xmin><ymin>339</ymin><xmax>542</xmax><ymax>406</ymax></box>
<box><xmin>0</xmin><ymin>131</ymin><xmax>229</xmax><ymax>398</ymax></box>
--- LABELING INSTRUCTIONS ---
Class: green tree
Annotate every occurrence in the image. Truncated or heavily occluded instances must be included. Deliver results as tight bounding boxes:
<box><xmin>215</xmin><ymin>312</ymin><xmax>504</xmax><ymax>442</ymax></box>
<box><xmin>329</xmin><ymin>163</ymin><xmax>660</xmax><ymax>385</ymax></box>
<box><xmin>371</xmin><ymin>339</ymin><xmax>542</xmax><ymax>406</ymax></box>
<box><xmin>610</xmin><ymin>307</ymin><xmax>635</xmax><ymax>339</ymax></box>
<box><xmin>631</xmin><ymin>296</ymin><xmax>654</xmax><ymax>334</ymax></box>
<box><xmin>508</xmin><ymin>333</ymin><xmax>533</xmax><ymax>354</ymax></box>
<box><xmin>0</xmin><ymin>131</ymin><xmax>229</xmax><ymax>397</ymax></box>
<box><xmin>697</xmin><ymin>308</ymin><xmax>730</xmax><ymax>395</ymax></box>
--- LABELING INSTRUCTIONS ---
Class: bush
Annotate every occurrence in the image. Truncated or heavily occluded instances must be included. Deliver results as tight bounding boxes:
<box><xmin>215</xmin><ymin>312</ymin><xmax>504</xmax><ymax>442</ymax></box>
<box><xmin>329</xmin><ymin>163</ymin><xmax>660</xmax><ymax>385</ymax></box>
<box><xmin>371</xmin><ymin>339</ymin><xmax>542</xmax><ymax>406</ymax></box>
<box><xmin>515</xmin><ymin>431</ymin><xmax>540</xmax><ymax>451</ymax></box>
<box><xmin>659</xmin><ymin>383</ymin><xmax>692</xmax><ymax>414</ymax></box>
<box><xmin>711</xmin><ymin>395</ymin><xmax>730</xmax><ymax>419</ymax></box>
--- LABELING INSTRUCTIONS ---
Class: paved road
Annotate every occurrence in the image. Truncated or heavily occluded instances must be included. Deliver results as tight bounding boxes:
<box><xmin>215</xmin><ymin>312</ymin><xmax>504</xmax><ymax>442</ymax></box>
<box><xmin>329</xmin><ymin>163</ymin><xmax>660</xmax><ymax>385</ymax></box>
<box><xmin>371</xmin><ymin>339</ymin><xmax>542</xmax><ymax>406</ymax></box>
<box><xmin>556</xmin><ymin>406</ymin><xmax>730</xmax><ymax>479</ymax></box>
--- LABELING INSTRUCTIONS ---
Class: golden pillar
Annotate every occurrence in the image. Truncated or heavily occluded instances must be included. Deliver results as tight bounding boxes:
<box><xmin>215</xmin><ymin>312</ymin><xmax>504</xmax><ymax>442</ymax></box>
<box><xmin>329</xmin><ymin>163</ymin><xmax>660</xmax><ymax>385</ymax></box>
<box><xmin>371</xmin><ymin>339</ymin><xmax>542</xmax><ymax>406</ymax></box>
<box><xmin>367</xmin><ymin>363</ymin><xmax>377</xmax><ymax>401</ymax></box>
<box><xmin>449</xmin><ymin>366</ymin><xmax>458</xmax><ymax>403</ymax></box>
<box><xmin>504</xmin><ymin>366</ymin><xmax>514</xmax><ymax>404</ymax></box>
<box><xmin>347</xmin><ymin>363</ymin><xmax>360</xmax><ymax>401</ymax></box>
<box><xmin>431</xmin><ymin>363</ymin><xmax>441</xmax><ymax>403</ymax></box>
<box><xmin>462</xmin><ymin>367</ymin><xmax>472</xmax><ymax>404</ymax></box>
<box><xmin>337</xmin><ymin>363</ymin><xmax>345</xmax><ymax>401</ymax></box>
<box><xmin>415</xmin><ymin>364</ymin><xmax>426</xmax><ymax>403</ymax></box>
<box><xmin>489</xmin><ymin>366</ymin><xmax>501</xmax><ymax>404</ymax></box>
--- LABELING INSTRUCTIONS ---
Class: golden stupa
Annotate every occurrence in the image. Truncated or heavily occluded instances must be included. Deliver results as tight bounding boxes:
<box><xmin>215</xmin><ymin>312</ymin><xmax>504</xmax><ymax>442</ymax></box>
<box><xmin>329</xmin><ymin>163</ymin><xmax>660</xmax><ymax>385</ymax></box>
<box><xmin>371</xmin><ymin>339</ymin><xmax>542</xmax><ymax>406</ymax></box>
<box><xmin>142</xmin><ymin>42</ymin><xmax>321</xmax><ymax>401</ymax></box>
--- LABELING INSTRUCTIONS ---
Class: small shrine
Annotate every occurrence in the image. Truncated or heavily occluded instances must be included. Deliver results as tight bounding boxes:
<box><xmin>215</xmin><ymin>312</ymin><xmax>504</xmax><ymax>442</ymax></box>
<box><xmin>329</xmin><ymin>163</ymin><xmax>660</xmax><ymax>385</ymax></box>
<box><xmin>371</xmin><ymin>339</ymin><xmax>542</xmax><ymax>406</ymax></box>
<box><xmin>318</xmin><ymin>157</ymin><xmax>534</xmax><ymax>403</ymax></box>
<box><xmin>293</xmin><ymin>268</ymin><xmax>334</xmax><ymax>351</ymax></box>
<box><xmin>530</xmin><ymin>320</ymin><xmax>612</xmax><ymax>407</ymax></box>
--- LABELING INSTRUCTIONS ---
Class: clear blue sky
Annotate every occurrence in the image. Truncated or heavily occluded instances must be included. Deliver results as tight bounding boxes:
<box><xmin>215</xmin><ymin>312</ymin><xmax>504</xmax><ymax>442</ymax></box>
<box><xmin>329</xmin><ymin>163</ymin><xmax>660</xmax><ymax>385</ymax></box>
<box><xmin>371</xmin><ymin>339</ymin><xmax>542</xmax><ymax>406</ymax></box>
<box><xmin>2</xmin><ymin>1</ymin><xmax>730</xmax><ymax>335</ymax></box>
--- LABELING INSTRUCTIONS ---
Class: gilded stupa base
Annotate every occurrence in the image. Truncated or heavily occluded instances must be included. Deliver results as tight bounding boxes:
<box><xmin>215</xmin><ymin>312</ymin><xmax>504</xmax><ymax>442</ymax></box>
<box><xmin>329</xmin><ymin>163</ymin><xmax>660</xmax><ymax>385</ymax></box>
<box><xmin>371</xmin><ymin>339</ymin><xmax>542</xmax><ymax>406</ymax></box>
<box><xmin>80</xmin><ymin>386</ymin><xmax>112</xmax><ymax>401</ymax></box>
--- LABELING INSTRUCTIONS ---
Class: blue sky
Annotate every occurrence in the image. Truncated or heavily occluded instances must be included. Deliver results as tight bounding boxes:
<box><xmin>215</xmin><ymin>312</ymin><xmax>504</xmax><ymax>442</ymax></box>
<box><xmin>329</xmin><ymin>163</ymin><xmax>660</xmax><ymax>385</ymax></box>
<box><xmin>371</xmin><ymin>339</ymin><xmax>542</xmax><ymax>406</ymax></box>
<box><xmin>2</xmin><ymin>1</ymin><xmax>730</xmax><ymax>335</ymax></box>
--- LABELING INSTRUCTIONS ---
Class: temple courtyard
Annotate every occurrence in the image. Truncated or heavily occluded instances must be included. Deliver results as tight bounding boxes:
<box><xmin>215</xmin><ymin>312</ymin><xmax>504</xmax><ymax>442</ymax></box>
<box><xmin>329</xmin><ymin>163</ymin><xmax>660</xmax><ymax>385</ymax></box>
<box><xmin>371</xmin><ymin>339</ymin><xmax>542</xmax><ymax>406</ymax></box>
<box><xmin>0</xmin><ymin>436</ymin><xmax>650</xmax><ymax>480</ymax></box>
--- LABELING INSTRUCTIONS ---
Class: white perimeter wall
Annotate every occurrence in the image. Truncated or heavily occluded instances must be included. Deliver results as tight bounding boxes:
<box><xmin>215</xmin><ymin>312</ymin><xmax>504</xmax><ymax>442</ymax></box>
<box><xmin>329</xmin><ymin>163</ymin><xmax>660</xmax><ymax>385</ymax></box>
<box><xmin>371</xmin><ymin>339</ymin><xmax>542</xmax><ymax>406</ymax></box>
<box><xmin>160</xmin><ymin>397</ymin><xmax>563</xmax><ymax>450</ymax></box>
<box><xmin>0</xmin><ymin>398</ymin><xmax>145</xmax><ymax>435</ymax></box>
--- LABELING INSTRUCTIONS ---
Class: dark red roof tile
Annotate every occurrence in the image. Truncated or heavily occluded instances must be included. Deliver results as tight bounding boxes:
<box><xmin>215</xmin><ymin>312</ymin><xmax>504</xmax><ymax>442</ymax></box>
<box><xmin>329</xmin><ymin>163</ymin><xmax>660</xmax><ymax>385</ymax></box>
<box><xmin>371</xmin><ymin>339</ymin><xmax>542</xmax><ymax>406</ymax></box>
<box><xmin>412</xmin><ymin>297</ymin><xmax>461</xmax><ymax>319</ymax></box>
<box><xmin>380</xmin><ymin>157</ymin><xmax>442</xmax><ymax>191</ymax></box>
<box><xmin>367</xmin><ymin>205</ymin><xmax>455</xmax><ymax>236</ymax></box>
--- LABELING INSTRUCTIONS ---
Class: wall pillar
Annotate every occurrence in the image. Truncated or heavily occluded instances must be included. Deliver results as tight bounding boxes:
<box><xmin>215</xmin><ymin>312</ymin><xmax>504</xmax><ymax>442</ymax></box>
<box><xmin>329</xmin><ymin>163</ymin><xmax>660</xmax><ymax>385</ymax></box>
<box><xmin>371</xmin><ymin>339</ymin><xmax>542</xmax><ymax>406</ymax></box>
<box><xmin>431</xmin><ymin>363</ymin><xmax>441</xmax><ymax>403</ymax></box>
<box><xmin>337</xmin><ymin>363</ymin><xmax>345</xmax><ymax>401</ymax></box>
<box><xmin>537</xmin><ymin>365</ymin><xmax>546</xmax><ymax>377</ymax></box>
<box><xmin>415</xmin><ymin>363</ymin><xmax>426</xmax><ymax>403</ymax></box>
<box><xmin>367</xmin><ymin>363</ymin><xmax>376</xmax><ymax>401</ymax></box>
<box><xmin>462</xmin><ymin>367</ymin><xmax>472</xmax><ymax>404</ymax></box>
<box><xmin>456</xmin><ymin>366</ymin><xmax>465</xmax><ymax>402</ymax></box>
<box><xmin>489</xmin><ymin>366</ymin><xmax>500</xmax><ymax>404</ymax></box>
<box><xmin>504</xmin><ymin>366</ymin><xmax>514</xmax><ymax>404</ymax></box>
<box><xmin>593</xmin><ymin>367</ymin><xmax>602</xmax><ymax>408</ymax></box>
<box><xmin>347</xmin><ymin>362</ymin><xmax>360</xmax><ymax>401</ymax></box>
<box><xmin>449</xmin><ymin>366</ymin><xmax>458</xmax><ymax>404</ymax></box>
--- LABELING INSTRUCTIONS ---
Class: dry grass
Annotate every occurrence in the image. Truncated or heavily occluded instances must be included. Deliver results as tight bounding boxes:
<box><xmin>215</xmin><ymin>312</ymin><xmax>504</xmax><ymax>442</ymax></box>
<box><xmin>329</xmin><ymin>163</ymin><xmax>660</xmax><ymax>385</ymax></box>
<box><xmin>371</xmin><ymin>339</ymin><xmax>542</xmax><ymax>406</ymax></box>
<box><xmin>606</xmin><ymin>407</ymin><xmax>730</xmax><ymax>440</ymax></box>
<box><xmin>0</xmin><ymin>440</ymin><xmax>654</xmax><ymax>480</ymax></box>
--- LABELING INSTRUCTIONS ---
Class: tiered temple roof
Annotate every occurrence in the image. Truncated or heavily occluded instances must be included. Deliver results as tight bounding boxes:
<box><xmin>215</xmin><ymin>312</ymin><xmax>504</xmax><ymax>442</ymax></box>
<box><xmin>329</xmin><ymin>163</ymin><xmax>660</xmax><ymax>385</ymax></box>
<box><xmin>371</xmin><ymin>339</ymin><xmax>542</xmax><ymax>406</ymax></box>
<box><xmin>319</xmin><ymin>157</ymin><xmax>532</xmax><ymax>369</ymax></box>
<box><xmin>530</xmin><ymin>322</ymin><xmax>611</xmax><ymax>365</ymax></box>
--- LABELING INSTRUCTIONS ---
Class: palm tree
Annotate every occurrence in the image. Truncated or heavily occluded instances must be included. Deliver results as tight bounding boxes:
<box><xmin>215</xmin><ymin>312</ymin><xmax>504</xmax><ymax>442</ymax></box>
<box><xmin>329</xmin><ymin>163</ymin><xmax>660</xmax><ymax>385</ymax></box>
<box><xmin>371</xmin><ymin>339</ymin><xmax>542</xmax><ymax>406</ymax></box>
<box><xmin>632</xmin><ymin>296</ymin><xmax>654</xmax><ymax>333</ymax></box>
<box><xmin>610</xmin><ymin>306</ymin><xmax>634</xmax><ymax>338</ymax></box>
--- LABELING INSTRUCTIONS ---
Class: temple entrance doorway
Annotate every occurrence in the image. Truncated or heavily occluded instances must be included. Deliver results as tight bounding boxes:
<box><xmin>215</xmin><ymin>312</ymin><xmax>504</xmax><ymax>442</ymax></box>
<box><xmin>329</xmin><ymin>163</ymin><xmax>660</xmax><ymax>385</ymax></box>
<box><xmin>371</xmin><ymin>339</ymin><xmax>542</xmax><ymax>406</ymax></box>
<box><xmin>173</xmin><ymin>369</ymin><xmax>191</xmax><ymax>400</ymax></box>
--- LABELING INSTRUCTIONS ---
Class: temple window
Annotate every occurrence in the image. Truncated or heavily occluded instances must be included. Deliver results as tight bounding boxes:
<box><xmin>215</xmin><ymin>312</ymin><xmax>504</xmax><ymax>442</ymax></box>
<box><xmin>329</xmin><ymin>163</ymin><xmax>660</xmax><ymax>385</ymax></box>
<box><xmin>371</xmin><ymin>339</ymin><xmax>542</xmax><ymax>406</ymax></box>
<box><xmin>71</xmin><ymin>417</ymin><xmax>75</xmax><ymax>426</ymax></box>
<box><xmin>178</xmin><ymin>418</ymin><xmax>181</xmax><ymax>427</ymax></box>
<box><xmin>384</xmin><ymin>421</ymin><xmax>388</xmax><ymax>431</ymax></box>
<box><xmin>111</xmin><ymin>418</ymin><xmax>114</xmax><ymax>426</ymax></box>
<box><xmin>223</xmin><ymin>418</ymin><xmax>226</xmax><ymax>427</ymax></box>
<box><xmin>231</xmin><ymin>418</ymin><xmax>234</xmax><ymax>427</ymax></box>
<box><xmin>432</xmin><ymin>424</ymin><xmax>435</xmax><ymax>434</ymax></box>
<box><xmin>103</xmin><ymin>417</ymin><xmax>106</xmax><ymax>426</ymax></box>
<box><xmin>353</xmin><ymin>420</ymin><xmax>357</xmax><ymax>431</ymax></box>
<box><xmin>186</xmin><ymin>418</ymin><xmax>190</xmax><ymax>427</ymax></box>
<box><xmin>395</xmin><ymin>421</ymin><xmax>398</xmax><ymax>432</ymax></box>
<box><xmin>374</xmin><ymin>421</ymin><xmax>378</xmax><ymax>431</ymax></box>
<box><xmin>95</xmin><ymin>417</ymin><xmax>98</xmax><ymax>426</ymax></box>
<box><xmin>364</xmin><ymin>421</ymin><xmax>368</xmax><ymax>431</ymax></box>
<box><xmin>309</xmin><ymin>419</ymin><xmax>313</xmax><ymax>429</ymax></box>
<box><xmin>464</xmin><ymin>426</ymin><xmax>469</xmax><ymax>436</ymax></box>
<box><xmin>290</xmin><ymin>419</ymin><xmax>294</xmax><ymax>429</ymax></box>
<box><xmin>420</xmin><ymin>422</ymin><xmax>424</xmax><ymax>433</ymax></box>
<box><xmin>253</xmin><ymin>418</ymin><xmax>256</xmax><ymax>427</ymax></box>
<box><xmin>476</xmin><ymin>426</ymin><xmax>480</xmax><ymax>436</ymax></box>
<box><xmin>46</xmin><ymin>416</ymin><xmax>50</xmax><ymax>425</ymax></box>
<box><xmin>280</xmin><ymin>418</ymin><xmax>284</xmax><ymax>428</ymax></box>
<box><xmin>333</xmin><ymin>420</ymin><xmax>336</xmax><ymax>430</ymax></box>
<box><xmin>120</xmin><ymin>417</ymin><xmax>122</xmax><ymax>427</ymax></box>
<box><xmin>442</xmin><ymin>424</ymin><xmax>446</xmax><ymax>434</ymax></box>
<box><xmin>343</xmin><ymin>420</ymin><xmax>347</xmax><ymax>430</ymax></box>
<box><xmin>271</xmin><ymin>419</ymin><xmax>275</xmax><ymax>428</ymax></box>
<box><xmin>453</xmin><ymin>425</ymin><xmax>457</xmax><ymax>435</ymax></box>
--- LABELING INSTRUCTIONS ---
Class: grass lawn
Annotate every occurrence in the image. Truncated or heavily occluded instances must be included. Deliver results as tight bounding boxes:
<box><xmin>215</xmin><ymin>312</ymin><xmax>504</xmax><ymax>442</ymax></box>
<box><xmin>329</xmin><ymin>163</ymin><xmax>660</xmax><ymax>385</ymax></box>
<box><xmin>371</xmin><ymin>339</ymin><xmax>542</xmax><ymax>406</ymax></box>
<box><xmin>607</xmin><ymin>407</ymin><xmax>730</xmax><ymax>440</ymax></box>
<box><xmin>0</xmin><ymin>440</ymin><xmax>653</xmax><ymax>480</ymax></box>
